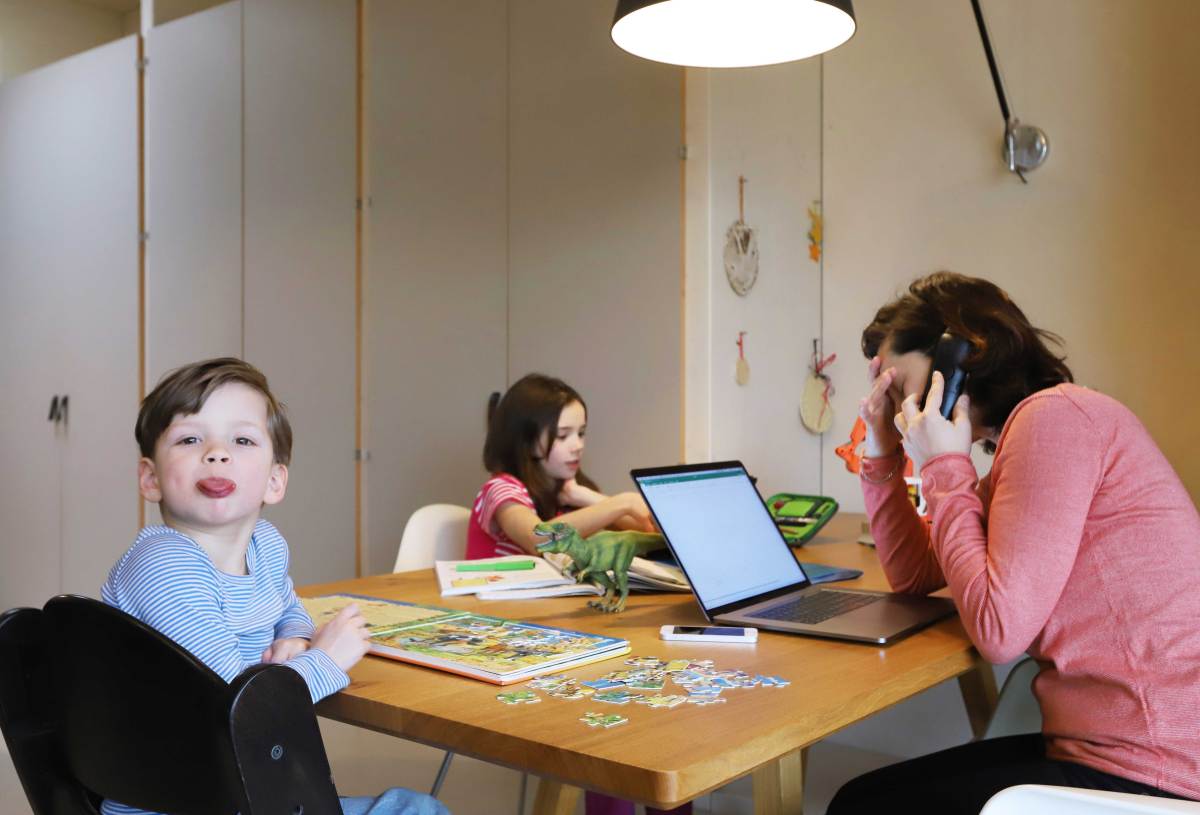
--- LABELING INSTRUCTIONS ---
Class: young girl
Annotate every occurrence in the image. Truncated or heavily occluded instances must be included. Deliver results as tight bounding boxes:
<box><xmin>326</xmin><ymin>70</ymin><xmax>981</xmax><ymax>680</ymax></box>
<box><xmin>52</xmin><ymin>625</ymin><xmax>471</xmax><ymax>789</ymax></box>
<box><xmin>467</xmin><ymin>373</ymin><xmax>654</xmax><ymax>559</ymax></box>
<box><xmin>466</xmin><ymin>373</ymin><xmax>690</xmax><ymax>815</ymax></box>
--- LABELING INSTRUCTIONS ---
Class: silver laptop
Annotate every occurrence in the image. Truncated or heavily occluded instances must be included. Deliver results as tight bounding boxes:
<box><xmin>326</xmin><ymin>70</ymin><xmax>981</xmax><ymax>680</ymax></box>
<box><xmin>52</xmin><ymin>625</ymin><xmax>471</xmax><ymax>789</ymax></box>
<box><xmin>631</xmin><ymin>461</ymin><xmax>957</xmax><ymax>645</ymax></box>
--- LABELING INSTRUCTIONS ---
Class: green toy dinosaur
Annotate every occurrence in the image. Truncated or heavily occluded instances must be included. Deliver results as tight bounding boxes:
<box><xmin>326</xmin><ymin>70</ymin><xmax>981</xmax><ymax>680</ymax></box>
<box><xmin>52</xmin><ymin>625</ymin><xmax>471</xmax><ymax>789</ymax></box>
<box><xmin>533</xmin><ymin>521</ymin><xmax>665</xmax><ymax>613</ymax></box>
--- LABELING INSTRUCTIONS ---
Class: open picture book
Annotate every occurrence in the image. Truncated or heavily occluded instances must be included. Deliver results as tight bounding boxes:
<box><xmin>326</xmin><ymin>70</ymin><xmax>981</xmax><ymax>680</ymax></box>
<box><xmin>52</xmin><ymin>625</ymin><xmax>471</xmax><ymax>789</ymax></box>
<box><xmin>300</xmin><ymin>593</ymin><xmax>629</xmax><ymax>685</ymax></box>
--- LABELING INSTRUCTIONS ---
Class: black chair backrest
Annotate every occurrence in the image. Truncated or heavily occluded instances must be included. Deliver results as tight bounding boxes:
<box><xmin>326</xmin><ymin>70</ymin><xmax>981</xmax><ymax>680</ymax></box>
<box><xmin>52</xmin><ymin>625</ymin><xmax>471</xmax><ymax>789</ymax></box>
<box><xmin>0</xmin><ymin>606</ymin><xmax>99</xmax><ymax>815</ymax></box>
<box><xmin>1</xmin><ymin>596</ymin><xmax>342</xmax><ymax>815</ymax></box>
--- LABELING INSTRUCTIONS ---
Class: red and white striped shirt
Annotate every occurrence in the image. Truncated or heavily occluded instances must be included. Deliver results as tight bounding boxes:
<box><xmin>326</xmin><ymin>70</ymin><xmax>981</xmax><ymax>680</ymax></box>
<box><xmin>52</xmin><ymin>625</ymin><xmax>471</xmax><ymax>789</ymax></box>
<box><xmin>466</xmin><ymin>473</ymin><xmax>537</xmax><ymax>559</ymax></box>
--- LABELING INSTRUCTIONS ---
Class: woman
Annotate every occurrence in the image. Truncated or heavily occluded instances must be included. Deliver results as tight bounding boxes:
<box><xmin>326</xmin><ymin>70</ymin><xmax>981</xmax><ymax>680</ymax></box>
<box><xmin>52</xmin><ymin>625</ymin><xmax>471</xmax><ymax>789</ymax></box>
<box><xmin>827</xmin><ymin>272</ymin><xmax>1200</xmax><ymax>812</ymax></box>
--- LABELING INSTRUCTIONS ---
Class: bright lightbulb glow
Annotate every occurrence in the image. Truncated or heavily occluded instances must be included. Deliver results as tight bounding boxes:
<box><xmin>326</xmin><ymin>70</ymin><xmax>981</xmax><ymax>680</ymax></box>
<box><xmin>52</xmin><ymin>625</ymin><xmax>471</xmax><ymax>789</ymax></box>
<box><xmin>612</xmin><ymin>0</ymin><xmax>856</xmax><ymax>68</ymax></box>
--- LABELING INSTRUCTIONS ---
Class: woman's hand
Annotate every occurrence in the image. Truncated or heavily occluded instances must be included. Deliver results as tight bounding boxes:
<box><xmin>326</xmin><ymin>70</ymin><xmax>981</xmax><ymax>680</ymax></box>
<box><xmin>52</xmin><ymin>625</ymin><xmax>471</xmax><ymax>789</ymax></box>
<box><xmin>859</xmin><ymin>355</ymin><xmax>904</xmax><ymax>457</ymax></box>
<box><xmin>310</xmin><ymin>603</ymin><xmax>371</xmax><ymax>673</ymax></box>
<box><xmin>261</xmin><ymin>636</ymin><xmax>309</xmax><ymax>664</ymax></box>
<box><xmin>894</xmin><ymin>371</ymin><xmax>973</xmax><ymax>470</ymax></box>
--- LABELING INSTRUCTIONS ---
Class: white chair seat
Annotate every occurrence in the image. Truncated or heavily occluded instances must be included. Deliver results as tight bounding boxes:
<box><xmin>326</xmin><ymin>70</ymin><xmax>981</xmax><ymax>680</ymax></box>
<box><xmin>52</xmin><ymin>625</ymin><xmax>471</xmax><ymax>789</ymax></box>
<box><xmin>981</xmin><ymin>784</ymin><xmax>1200</xmax><ymax>814</ymax></box>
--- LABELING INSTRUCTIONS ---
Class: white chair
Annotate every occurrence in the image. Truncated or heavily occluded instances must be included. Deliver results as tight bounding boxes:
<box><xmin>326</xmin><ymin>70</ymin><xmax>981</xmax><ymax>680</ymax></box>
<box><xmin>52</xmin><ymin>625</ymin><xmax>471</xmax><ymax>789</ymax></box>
<box><xmin>981</xmin><ymin>784</ymin><xmax>1200</xmax><ymax>814</ymax></box>
<box><xmin>982</xmin><ymin>656</ymin><xmax>1043</xmax><ymax>740</ymax></box>
<box><xmin>393</xmin><ymin>503</ymin><xmax>470</xmax><ymax>572</ymax></box>
<box><xmin>393</xmin><ymin>504</ymin><xmax>532</xmax><ymax>812</ymax></box>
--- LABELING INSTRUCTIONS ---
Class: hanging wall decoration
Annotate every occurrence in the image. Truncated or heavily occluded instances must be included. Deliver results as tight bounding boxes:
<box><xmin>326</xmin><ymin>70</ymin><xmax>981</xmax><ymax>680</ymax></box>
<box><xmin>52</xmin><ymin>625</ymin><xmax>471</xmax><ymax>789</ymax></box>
<box><xmin>800</xmin><ymin>340</ymin><xmax>836</xmax><ymax>433</ymax></box>
<box><xmin>735</xmin><ymin>331</ymin><xmax>750</xmax><ymax>386</ymax></box>
<box><xmin>724</xmin><ymin>176</ymin><xmax>759</xmax><ymax>296</ymax></box>
<box><xmin>807</xmin><ymin>201</ymin><xmax>823</xmax><ymax>262</ymax></box>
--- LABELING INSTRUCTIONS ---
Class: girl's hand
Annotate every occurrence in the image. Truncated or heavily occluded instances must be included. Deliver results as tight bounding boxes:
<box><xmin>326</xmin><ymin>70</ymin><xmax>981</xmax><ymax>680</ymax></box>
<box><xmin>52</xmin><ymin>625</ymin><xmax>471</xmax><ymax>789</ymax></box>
<box><xmin>261</xmin><ymin>636</ymin><xmax>309</xmax><ymax>664</ymax></box>
<box><xmin>559</xmin><ymin>478</ymin><xmax>603</xmax><ymax>508</ymax></box>
<box><xmin>619</xmin><ymin>492</ymin><xmax>655</xmax><ymax>532</ymax></box>
<box><xmin>859</xmin><ymin>356</ymin><xmax>904</xmax><ymax>457</ymax></box>
<box><xmin>894</xmin><ymin>371</ymin><xmax>972</xmax><ymax>471</ymax></box>
<box><xmin>309</xmin><ymin>603</ymin><xmax>371</xmax><ymax>673</ymax></box>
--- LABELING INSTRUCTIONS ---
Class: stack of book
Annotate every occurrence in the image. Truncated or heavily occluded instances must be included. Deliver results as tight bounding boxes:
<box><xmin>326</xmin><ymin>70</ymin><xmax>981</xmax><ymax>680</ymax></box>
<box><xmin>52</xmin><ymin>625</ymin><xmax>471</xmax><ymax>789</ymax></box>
<box><xmin>432</xmin><ymin>554</ymin><xmax>689</xmax><ymax>601</ymax></box>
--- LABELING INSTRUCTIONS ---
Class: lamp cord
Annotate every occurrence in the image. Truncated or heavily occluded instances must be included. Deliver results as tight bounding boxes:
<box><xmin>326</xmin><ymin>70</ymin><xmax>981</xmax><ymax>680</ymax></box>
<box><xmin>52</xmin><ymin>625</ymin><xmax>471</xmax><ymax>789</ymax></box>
<box><xmin>970</xmin><ymin>0</ymin><xmax>1011</xmax><ymax>125</ymax></box>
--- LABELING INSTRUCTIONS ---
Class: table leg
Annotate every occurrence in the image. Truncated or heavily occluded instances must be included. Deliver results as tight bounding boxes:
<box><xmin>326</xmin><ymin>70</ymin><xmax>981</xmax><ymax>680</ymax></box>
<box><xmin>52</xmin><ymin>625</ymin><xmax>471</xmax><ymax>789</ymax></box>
<box><xmin>751</xmin><ymin>746</ymin><xmax>807</xmax><ymax>815</ymax></box>
<box><xmin>958</xmin><ymin>653</ymin><xmax>999</xmax><ymax>740</ymax></box>
<box><xmin>530</xmin><ymin>778</ymin><xmax>582</xmax><ymax>815</ymax></box>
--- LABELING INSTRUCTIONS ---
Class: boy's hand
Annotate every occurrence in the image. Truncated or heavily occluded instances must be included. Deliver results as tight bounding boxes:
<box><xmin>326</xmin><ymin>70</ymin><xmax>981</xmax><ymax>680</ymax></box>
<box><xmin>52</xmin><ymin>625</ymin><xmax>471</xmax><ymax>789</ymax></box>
<box><xmin>309</xmin><ymin>603</ymin><xmax>371</xmax><ymax>673</ymax></box>
<box><xmin>261</xmin><ymin>636</ymin><xmax>310</xmax><ymax>664</ymax></box>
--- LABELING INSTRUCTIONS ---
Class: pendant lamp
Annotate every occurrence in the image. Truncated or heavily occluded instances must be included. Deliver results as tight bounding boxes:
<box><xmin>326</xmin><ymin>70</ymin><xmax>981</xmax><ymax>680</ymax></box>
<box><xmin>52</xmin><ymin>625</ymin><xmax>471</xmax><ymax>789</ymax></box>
<box><xmin>611</xmin><ymin>0</ymin><xmax>856</xmax><ymax>68</ymax></box>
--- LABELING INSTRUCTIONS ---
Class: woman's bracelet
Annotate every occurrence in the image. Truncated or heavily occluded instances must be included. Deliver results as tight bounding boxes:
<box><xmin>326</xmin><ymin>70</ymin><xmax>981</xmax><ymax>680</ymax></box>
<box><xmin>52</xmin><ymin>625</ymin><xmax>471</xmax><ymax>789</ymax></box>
<box><xmin>860</xmin><ymin>450</ymin><xmax>904</xmax><ymax>484</ymax></box>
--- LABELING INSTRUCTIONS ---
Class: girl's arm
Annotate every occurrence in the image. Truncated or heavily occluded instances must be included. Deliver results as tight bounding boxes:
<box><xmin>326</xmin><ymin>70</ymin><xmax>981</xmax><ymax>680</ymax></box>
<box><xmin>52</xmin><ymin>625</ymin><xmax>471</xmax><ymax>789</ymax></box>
<box><xmin>560</xmin><ymin>478</ymin><xmax>655</xmax><ymax>533</ymax></box>
<box><xmin>495</xmin><ymin>492</ymin><xmax>652</xmax><ymax>554</ymax></box>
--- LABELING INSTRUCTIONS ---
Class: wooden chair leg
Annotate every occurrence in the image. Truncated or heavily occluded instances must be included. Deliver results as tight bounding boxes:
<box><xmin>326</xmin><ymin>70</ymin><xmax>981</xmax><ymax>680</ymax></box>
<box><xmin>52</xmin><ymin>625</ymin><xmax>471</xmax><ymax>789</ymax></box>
<box><xmin>530</xmin><ymin>778</ymin><xmax>582</xmax><ymax>815</ymax></box>
<box><xmin>517</xmin><ymin>772</ymin><xmax>528</xmax><ymax>815</ymax></box>
<box><xmin>752</xmin><ymin>746</ymin><xmax>807</xmax><ymax>815</ymax></box>
<box><xmin>958</xmin><ymin>654</ymin><xmax>1000</xmax><ymax>740</ymax></box>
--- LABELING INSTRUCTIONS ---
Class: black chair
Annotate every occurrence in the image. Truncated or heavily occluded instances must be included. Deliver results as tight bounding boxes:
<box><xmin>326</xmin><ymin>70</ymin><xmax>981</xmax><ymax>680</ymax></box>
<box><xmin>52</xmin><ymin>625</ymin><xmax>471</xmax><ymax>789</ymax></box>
<box><xmin>0</xmin><ymin>595</ymin><xmax>343</xmax><ymax>815</ymax></box>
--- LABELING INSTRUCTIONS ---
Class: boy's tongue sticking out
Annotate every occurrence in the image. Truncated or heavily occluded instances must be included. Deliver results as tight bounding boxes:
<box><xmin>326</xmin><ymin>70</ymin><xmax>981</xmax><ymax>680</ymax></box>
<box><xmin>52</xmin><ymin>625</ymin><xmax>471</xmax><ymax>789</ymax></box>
<box><xmin>197</xmin><ymin>477</ymin><xmax>236</xmax><ymax>498</ymax></box>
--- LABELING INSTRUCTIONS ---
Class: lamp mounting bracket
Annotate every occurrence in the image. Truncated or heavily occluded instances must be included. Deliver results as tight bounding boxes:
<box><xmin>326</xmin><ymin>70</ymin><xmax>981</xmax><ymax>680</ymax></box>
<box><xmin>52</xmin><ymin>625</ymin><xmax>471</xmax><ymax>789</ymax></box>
<box><xmin>970</xmin><ymin>0</ymin><xmax>1048</xmax><ymax>182</ymax></box>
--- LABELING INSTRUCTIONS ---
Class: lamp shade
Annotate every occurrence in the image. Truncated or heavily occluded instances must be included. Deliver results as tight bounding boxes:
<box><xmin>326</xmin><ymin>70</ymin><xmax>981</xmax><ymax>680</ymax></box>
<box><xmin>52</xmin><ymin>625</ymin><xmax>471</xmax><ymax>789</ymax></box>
<box><xmin>612</xmin><ymin>0</ymin><xmax>856</xmax><ymax>68</ymax></box>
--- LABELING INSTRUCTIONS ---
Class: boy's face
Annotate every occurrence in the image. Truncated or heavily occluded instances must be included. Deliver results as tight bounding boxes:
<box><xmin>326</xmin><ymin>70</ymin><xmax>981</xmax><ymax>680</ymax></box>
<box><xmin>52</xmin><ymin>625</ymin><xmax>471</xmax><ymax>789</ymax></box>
<box><xmin>139</xmin><ymin>382</ymin><xmax>287</xmax><ymax>533</ymax></box>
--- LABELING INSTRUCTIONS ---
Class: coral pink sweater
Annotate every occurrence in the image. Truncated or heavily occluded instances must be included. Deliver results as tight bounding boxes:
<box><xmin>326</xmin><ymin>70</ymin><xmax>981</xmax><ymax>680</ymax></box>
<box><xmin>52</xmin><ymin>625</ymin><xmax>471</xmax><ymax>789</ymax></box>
<box><xmin>862</xmin><ymin>384</ymin><xmax>1200</xmax><ymax>798</ymax></box>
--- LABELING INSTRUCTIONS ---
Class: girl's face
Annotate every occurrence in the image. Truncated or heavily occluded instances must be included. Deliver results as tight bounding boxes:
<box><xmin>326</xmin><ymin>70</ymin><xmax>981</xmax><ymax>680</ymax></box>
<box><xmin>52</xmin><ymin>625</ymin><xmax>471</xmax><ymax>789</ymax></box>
<box><xmin>539</xmin><ymin>400</ymin><xmax>586</xmax><ymax>481</ymax></box>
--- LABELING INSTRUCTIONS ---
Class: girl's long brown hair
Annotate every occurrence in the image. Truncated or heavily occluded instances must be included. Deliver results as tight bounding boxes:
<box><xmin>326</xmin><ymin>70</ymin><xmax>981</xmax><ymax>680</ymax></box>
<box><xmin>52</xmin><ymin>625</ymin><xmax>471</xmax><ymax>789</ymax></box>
<box><xmin>483</xmin><ymin>373</ymin><xmax>600</xmax><ymax>519</ymax></box>
<box><xmin>862</xmin><ymin>272</ymin><xmax>1073</xmax><ymax>453</ymax></box>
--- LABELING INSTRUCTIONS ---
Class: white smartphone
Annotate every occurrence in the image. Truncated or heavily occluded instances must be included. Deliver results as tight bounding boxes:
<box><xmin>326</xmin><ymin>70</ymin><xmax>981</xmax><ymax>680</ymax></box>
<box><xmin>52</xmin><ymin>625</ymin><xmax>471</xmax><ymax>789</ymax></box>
<box><xmin>659</xmin><ymin>625</ymin><xmax>758</xmax><ymax>643</ymax></box>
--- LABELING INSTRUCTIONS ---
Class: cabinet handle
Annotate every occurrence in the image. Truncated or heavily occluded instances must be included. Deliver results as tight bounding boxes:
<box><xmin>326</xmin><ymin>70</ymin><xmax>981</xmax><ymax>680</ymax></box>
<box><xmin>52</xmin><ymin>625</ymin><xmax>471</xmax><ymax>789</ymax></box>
<box><xmin>48</xmin><ymin>395</ymin><xmax>59</xmax><ymax>422</ymax></box>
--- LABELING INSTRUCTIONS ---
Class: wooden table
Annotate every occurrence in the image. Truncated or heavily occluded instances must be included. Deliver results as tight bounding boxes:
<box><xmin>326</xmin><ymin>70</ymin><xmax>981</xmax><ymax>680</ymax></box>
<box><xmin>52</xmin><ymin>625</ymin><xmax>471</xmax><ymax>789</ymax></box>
<box><xmin>301</xmin><ymin>514</ymin><xmax>996</xmax><ymax>814</ymax></box>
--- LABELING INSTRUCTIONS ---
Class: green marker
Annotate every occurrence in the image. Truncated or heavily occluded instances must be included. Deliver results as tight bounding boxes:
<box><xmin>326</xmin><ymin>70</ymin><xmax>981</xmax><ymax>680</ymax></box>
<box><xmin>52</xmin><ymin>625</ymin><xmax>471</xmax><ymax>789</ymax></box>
<box><xmin>456</xmin><ymin>560</ymin><xmax>538</xmax><ymax>572</ymax></box>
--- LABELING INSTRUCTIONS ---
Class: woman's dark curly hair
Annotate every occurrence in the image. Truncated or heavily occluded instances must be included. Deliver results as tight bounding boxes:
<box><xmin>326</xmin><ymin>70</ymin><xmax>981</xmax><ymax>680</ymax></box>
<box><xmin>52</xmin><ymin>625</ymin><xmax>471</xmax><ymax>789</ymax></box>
<box><xmin>482</xmin><ymin>373</ymin><xmax>600</xmax><ymax>519</ymax></box>
<box><xmin>862</xmin><ymin>272</ymin><xmax>1073</xmax><ymax>453</ymax></box>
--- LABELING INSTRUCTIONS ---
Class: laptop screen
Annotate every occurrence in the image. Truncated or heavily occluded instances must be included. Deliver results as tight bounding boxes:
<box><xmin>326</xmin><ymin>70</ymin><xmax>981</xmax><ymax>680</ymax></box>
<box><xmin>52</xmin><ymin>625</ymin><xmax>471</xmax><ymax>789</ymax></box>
<box><xmin>633</xmin><ymin>464</ymin><xmax>808</xmax><ymax>610</ymax></box>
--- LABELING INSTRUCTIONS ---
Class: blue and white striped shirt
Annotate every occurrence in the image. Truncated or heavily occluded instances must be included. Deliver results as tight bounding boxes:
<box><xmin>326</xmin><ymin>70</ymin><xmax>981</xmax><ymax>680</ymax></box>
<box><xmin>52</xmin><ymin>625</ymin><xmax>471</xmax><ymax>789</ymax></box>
<box><xmin>100</xmin><ymin>519</ymin><xmax>348</xmax><ymax>815</ymax></box>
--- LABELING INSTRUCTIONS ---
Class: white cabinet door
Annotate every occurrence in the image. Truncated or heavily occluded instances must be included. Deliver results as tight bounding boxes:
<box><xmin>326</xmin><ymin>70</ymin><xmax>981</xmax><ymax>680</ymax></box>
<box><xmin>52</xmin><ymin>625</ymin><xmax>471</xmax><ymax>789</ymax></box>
<box><xmin>145</xmin><ymin>1</ymin><xmax>243</xmax><ymax>388</ymax></box>
<box><xmin>363</xmin><ymin>1</ymin><xmax>510</xmax><ymax>576</ymax></box>
<box><xmin>0</xmin><ymin>36</ymin><xmax>140</xmax><ymax>605</ymax></box>
<box><xmin>243</xmin><ymin>0</ymin><xmax>357</xmax><ymax>585</ymax></box>
<box><xmin>508</xmin><ymin>0</ymin><xmax>683</xmax><ymax>490</ymax></box>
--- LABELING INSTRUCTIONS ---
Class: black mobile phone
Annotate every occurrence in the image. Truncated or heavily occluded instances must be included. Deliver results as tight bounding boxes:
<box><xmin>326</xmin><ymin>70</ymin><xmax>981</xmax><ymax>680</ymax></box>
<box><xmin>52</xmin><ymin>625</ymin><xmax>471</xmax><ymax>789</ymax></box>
<box><xmin>922</xmin><ymin>333</ymin><xmax>971</xmax><ymax>418</ymax></box>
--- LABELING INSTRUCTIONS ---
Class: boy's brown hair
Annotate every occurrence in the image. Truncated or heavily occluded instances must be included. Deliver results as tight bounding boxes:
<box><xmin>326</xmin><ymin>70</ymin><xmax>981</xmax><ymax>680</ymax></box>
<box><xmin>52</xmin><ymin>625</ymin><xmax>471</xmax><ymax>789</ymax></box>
<box><xmin>136</xmin><ymin>357</ymin><xmax>293</xmax><ymax>465</ymax></box>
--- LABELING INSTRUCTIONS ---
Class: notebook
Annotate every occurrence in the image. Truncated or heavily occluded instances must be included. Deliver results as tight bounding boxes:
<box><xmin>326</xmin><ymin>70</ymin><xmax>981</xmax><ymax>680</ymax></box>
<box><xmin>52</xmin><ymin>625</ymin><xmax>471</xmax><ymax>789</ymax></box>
<box><xmin>630</xmin><ymin>461</ymin><xmax>957</xmax><ymax>645</ymax></box>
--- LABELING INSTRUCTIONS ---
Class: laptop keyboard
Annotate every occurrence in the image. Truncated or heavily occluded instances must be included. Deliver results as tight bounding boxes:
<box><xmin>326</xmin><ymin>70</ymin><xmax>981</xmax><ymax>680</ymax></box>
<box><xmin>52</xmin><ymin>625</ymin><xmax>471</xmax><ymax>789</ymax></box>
<box><xmin>753</xmin><ymin>590</ymin><xmax>882</xmax><ymax>625</ymax></box>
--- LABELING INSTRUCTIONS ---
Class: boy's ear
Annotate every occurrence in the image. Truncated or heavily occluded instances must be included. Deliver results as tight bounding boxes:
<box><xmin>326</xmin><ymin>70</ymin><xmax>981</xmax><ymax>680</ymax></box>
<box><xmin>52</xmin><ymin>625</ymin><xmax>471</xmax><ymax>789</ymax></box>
<box><xmin>138</xmin><ymin>458</ymin><xmax>162</xmax><ymax>503</ymax></box>
<box><xmin>262</xmin><ymin>462</ymin><xmax>288</xmax><ymax>506</ymax></box>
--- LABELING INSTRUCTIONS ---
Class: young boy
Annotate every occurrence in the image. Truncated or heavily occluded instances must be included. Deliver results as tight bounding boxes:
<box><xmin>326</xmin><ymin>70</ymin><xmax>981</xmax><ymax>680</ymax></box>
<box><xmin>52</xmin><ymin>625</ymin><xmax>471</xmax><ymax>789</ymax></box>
<box><xmin>102</xmin><ymin>358</ymin><xmax>447</xmax><ymax>815</ymax></box>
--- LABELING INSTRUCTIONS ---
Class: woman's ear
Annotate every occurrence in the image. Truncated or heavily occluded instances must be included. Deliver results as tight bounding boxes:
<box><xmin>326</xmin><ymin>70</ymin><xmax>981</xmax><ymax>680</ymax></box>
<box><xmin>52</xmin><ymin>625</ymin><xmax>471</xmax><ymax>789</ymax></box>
<box><xmin>138</xmin><ymin>458</ymin><xmax>162</xmax><ymax>503</ymax></box>
<box><xmin>263</xmin><ymin>462</ymin><xmax>288</xmax><ymax>506</ymax></box>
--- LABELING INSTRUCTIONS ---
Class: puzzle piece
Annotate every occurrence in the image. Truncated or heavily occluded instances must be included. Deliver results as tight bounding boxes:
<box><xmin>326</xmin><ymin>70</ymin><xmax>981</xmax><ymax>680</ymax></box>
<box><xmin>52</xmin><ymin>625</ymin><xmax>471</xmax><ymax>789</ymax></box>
<box><xmin>582</xmin><ymin>678</ymin><xmax>626</xmax><ymax>690</ymax></box>
<box><xmin>636</xmin><ymin>694</ymin><xmax>687</xmax><ymax>709</ymax></box>
<box><xmin>497</xmin><ymin>690</ymin><xmax>540</xmax><ymax>705</ymax></box>
<box><xmin>593</xmin><ymin>690</ymin><xmax>639</xmax><ymax>705</ymax></box>
<box><xmin>528</xmin><ymin>674</ymin><xmax>569</xmax><ymax>690</ymax></box>
<box><xmin>580</xmin><ymin>711</ymin><xmax>629</xmax><ymax>728</ymax></box>
<box><xmin>685</xmin><ymin>695</ymin><xmax>727</xmax><ymax>706</ymax></box>
<box><xmin>625</xmin><ymin>656</ymin><xmax>666</xmax><ymax>668</ymax></box>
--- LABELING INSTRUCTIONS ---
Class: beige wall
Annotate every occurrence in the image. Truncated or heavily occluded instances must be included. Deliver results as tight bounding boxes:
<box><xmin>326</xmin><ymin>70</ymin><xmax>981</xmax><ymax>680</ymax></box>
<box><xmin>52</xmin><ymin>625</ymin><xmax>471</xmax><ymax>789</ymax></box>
<box><xmin>0</xmin><ymin>0</ymin><xmax>124</xmax><ymax>82</ymax></box>
<box><xmin>821</xmin><ymin>0</ymin><xmax>1200</xmax><ymax>512</ymax></box>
